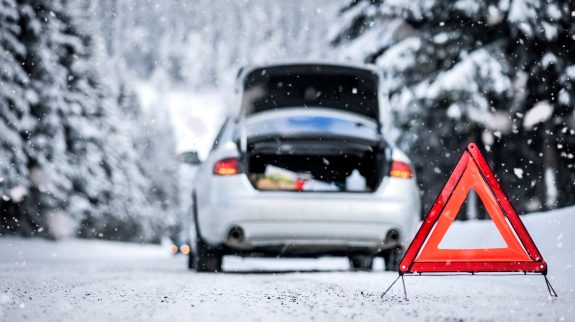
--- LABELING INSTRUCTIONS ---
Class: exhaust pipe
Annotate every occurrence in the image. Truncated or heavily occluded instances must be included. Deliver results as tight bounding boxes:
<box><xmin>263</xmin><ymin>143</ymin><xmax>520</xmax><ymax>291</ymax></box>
<box><xmin>227</xmin><ymin>226</ymin><xmax>245</xmax><ymax>246</ymax></box>
<box><xmin>386</xmin><ymin>229</ymin><xmax>400</xmax><ymax>244</ymax></box>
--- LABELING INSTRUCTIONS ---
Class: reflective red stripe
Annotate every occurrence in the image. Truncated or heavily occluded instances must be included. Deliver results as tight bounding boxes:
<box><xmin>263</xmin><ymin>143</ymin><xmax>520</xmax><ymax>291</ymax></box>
<box><xmin>410</xmin><ymin>261</ymin><xmax>547</xmax><ymax>273</ymax></box>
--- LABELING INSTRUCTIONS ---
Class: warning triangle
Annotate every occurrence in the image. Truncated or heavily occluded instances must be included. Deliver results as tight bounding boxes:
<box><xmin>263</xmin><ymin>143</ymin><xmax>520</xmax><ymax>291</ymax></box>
<box><xmin>399</xmin><ymin>143</ymin><xmax>547</xmax><ymax>274</ymax></box>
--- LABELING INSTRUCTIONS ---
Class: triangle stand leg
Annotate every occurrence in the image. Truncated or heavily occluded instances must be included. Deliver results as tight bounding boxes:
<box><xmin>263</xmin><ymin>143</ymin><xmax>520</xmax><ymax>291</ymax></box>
<box><xmin>544</xmin><ymin>275</ymin><xmax>558</xmax><ymax>298</ymax></box>
<box><xmin>380</xmin><ymin>275</ymin><xmax>400</xmax><ymax>299</ymax></box>
<box><xmin>401</xmin><ymin>275</ymin><xmax>409</xmax><ymax>301</ymax></box>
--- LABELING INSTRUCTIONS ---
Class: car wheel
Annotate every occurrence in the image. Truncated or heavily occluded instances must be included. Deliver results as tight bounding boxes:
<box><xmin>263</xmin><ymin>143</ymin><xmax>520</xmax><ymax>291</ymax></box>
<box><xmin>349</xmin><ymin>255</ymin><xmax>373</xmax><ymax>271</ymax></box>
<box><xmin>187</xmin><ymin>251</ymin><xmax>195</xmax><ymax>270</ymax></box>
<box><xmin>383</xmin><ymin>247</ymin><xmax>403</xmax><ymax>271</ymax></box>
<box><xmin>195</xmin><ymin>238</ymin><xmax>222</xmax><ymax>272</ymax></box>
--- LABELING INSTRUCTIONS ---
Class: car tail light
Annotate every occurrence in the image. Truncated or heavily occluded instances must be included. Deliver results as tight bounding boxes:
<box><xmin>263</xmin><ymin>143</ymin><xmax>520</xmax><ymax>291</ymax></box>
<box><xmin>390</xmin><ymin>161</ymin><xmax>414</xmax><ymax>178</ymax></box>
<box><xmin>213</xmin><ymin>158</ymin><xmax>239</xmax><ymax>175</ymax></box>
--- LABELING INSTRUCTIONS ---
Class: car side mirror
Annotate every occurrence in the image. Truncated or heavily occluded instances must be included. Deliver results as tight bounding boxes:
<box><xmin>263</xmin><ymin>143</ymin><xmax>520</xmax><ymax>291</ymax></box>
<box><xmin>179</xmin><ymin>151</ymin><xmax>202</xmax><ymax>166</ymax></box>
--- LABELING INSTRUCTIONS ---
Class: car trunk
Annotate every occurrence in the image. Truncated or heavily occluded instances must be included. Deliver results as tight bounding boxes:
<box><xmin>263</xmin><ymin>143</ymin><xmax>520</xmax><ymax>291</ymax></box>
<box><xmin>247</xmin><ymin>140</ymin><xmax>387</xmax><ymax>192</ymax></box>
<box><xmin>238</xmin><ymin>64</ymin><xmax>387</xmax><ymax>192</ymax></box>
<box><xmin>242</xmin><ymin>110</ymin><xmax>388</xmax><ymax>192</ymax></box>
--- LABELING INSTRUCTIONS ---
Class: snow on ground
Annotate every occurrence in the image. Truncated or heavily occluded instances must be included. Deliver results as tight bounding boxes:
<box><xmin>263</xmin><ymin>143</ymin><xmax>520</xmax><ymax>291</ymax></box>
<box><xmin>0</xmin><ymin>207</ymin><xmax>573</xmax><ymax>321</ymax></box>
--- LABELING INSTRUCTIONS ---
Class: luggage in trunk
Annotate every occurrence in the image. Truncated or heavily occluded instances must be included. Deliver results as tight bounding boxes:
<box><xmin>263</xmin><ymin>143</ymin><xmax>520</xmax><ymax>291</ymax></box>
<box><xmin>242</xmin><ymin>111</ymin><xmax>388</xmax><ymax>192</ymax></box>
<box><xmin>247</xmin><ymin>142</ymin><xmax>386</xmax><ymax>192</ymax></box>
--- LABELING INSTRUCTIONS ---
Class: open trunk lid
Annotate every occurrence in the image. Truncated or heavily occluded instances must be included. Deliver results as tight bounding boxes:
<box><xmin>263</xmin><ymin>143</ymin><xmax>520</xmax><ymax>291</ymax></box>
<box><xmin>240</xmin><ymin>63</ymin><xmax>381</xmax><ymax>123</ymax></box>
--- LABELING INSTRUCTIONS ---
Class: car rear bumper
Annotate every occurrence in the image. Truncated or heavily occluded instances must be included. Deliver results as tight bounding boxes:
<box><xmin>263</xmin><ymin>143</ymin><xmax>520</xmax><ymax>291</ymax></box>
<box><xmin>194</xmin><ymin>175</ymin><xmax>420</xmax><ymax>252</ymax></box>
<box><xmin>220</xmin><ymin>221</ymin><xmax>402</xmax><ymax>257</ymax></box>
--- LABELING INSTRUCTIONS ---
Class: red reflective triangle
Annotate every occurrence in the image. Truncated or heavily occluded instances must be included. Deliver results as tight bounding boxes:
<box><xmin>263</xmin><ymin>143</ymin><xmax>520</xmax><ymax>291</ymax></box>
<box><xmin>399</xmin><ymin>143</ymin><xmax>547</xmax><ymax>274</ymax></box>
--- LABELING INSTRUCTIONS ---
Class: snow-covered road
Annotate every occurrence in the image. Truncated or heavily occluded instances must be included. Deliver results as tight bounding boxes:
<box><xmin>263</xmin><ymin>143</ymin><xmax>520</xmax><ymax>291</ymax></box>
<box><xmin>1</xmin><ymin>207</ymin><xmax>574</xmax><ymax>321</ymax></box>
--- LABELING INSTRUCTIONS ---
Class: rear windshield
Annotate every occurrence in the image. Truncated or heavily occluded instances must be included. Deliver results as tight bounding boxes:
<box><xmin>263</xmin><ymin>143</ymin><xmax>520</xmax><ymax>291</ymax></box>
<box><xmin>241</xmin><ymin>64</ymin><xmax>380</xmax><ymax>120</ymax></box>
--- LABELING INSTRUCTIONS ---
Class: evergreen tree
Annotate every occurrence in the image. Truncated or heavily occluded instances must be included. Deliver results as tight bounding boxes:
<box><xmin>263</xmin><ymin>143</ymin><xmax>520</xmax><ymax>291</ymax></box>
<box><xmin>15</xmin><ymin>0</ymin><xmax>75</xmax><ymax>235</ymax></box>
<box><xmin>0</xmin><ymin>0</ymin><xmax>179</xmax><ymax>241</ymax></box>
<box><xmin>0</xmin><ymin>0</ymin><xmax>31</xmax><ymax>231</ymax></box>
<box><xmin>332</xmin><ymin>0</ymin><xmax>575</xmax><ymax>215</ymax></box>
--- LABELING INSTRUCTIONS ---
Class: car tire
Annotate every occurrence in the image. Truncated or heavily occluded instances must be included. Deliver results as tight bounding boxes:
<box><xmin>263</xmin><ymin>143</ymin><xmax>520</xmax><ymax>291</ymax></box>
<box><xmin>187</xmin><ymin>251</ymin><xmax>195</xmax><ymax>270</ymax></box>
<box><xmin>349</xmin><ymin>255</ymin><xmax>373</xmax><ymax>271</ymax></box>
<box><xmin>195</xmin><ymin>238</ymin><xmax>223</xmax><ymax>272</ymax></box>
<box><xmin>383</xmin><ymin>247</ymin><xmax>403</xmax><ymax>271</ymax></box>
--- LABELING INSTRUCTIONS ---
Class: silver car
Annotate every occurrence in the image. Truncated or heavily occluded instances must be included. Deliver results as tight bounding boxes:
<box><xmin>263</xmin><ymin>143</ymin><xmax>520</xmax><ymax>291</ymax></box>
<box><xmin>185</xmin><ymin>63</ymin><xmax>421</xmax><ymax>272</ymax></box>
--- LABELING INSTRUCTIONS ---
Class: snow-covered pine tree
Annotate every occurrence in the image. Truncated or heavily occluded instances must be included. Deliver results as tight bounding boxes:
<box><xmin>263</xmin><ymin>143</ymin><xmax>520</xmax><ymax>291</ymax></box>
<box><xmin>65</xmin><ymin>0</ymin><xmax>179</xmax><ymax>242</ymax></box>
<box><xmin>0</xmin><ymin>0</ymin><xmax>179</xmax><ymax>241</ymax></box>
<box><xmin>332</xmin><ymin>0</ymin><xmax>575</xmax><ymax>215</ymax></box>
<box><xmin>505</xmin><ymin>0</ymin><xmax>575</xmax><ymax>209</ymax></box>
<box><xmin>0</xmin><ymin>0</ymin><xmax>32</xmax><ymax>231</ymax></box>
<box><xmin>136</xmin><ymin>107</ymin><xmax>180</xmax><ymax>239</ymax></box>
<box><xmin>13</xmin><ymin>0</ymin><xmax>79</xmax><ymax>236</ymax></box>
